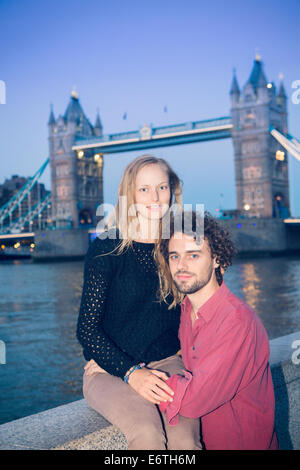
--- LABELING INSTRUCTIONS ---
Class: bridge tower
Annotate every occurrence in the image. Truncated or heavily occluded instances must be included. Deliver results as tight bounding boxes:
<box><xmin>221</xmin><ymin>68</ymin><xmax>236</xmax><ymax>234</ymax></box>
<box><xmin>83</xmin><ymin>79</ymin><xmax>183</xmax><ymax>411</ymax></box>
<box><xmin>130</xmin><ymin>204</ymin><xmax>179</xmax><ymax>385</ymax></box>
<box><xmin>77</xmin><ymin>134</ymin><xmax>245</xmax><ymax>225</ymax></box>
<box><xmin>230</xmin><ymin>55</ymin><xmax>290</xmax><ymax>218</ymax></box>
<box><xmin>48</xmin><ymin>90</ymin><xmax>104</xmax><ymax>228</ymax></box>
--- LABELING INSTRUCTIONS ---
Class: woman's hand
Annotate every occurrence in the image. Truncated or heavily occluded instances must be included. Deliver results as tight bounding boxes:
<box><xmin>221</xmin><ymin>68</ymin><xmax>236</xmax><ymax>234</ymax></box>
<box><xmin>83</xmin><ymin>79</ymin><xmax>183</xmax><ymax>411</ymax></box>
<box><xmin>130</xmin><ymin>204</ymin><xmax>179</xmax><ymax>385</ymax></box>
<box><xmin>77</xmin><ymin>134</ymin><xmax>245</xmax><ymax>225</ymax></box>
<box><xmin>128</xmin><ymin>367</ymin><xmax>174</xmax><ymax>404</ymax></box>
<box><xmin>84</xmin><ymin>359</ymin><xmax>107</xmax><ymax>376</ymax></box>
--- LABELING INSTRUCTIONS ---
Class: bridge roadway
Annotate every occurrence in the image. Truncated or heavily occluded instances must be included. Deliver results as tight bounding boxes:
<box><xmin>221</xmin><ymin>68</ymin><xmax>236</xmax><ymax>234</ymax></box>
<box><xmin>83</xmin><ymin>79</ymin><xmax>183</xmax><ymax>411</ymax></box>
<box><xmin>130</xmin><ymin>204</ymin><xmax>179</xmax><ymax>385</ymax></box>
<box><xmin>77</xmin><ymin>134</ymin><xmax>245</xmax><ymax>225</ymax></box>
<box><xmin>72</xmin><ymin>116</ymin><xmax>233</xmax><ymax>154</ymax></box>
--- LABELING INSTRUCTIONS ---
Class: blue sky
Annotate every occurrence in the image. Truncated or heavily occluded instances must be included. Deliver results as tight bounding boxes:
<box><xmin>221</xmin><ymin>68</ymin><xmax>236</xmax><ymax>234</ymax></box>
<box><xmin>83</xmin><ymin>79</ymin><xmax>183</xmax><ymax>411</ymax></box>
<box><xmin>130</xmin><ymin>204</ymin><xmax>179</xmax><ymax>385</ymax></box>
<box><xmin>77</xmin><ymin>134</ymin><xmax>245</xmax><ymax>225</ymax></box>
<box><xmin>0</xmin><ymin>0</ymin><xmax>300</xmax><ymax>215</ymax></box>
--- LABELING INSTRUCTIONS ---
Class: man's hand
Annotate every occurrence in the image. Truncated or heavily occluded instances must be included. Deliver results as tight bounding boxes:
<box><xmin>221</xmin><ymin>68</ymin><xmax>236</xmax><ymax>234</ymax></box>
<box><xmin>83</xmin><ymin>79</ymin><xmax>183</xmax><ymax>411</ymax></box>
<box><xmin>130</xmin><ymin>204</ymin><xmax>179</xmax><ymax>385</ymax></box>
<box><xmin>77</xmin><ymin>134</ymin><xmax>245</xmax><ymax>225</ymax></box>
<box><xmin>128</xmin><ymin>367</ymin><xmax>174</xmax><ymax>405</ymax></box>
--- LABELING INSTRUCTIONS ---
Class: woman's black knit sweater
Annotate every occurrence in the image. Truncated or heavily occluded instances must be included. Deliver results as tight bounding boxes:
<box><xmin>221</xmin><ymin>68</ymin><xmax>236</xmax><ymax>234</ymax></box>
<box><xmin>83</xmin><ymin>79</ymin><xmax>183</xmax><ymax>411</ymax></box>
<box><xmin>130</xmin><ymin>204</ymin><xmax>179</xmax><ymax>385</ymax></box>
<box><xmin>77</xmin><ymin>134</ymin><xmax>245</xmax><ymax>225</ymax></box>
<box><xmin>76</xmin><ymin>230</ymin><xmax>181</xmax><ymax>378</ymax></box>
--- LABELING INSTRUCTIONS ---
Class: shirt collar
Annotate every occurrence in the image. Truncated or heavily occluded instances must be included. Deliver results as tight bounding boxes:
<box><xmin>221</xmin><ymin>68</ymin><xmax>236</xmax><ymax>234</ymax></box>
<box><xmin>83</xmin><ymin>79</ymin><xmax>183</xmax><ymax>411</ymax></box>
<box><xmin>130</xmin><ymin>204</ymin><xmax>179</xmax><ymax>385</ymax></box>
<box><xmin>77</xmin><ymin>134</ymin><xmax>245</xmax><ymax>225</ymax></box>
<box><xmin>181</xmin><ymin>282</ymin><xmax>230</xmax><ymax>324</ymax></box>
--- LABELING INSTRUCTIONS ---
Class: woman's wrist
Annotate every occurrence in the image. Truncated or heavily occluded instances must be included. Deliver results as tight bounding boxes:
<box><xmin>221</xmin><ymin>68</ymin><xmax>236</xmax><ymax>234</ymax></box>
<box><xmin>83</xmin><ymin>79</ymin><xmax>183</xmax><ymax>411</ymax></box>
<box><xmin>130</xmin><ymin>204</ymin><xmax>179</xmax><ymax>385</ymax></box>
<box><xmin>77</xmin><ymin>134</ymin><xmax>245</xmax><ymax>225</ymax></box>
<box><xmin>123</xmin><ymin>363</ymin><xmax>145</xmax><ymax>384</ymax></box>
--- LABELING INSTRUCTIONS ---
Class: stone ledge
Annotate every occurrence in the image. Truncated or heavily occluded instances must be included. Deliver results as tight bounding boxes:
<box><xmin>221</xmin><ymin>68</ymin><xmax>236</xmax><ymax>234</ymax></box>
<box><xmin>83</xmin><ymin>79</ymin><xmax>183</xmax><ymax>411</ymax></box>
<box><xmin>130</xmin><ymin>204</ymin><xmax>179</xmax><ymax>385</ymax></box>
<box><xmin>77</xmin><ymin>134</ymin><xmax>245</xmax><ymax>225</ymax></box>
<box><xmin>0</xmin><ymin>331</ymin><xmax>299</xmax><ymax>450</ymax></box>
<box><xmin>53</xmin><ymin>426</ymin><xmax>127</xmax><ymax>451</ymax></box>
<box><xmin>0</xmin><ymin>399</ymin><xmax>111</xmax><ymax>450</ymax></box>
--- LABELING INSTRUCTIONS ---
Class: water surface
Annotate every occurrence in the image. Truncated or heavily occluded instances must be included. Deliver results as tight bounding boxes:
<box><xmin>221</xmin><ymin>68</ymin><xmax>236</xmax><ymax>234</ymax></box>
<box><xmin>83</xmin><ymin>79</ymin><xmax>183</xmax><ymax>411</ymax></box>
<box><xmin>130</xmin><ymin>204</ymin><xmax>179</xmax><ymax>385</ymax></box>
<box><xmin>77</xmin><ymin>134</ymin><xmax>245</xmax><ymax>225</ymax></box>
<box><xmin>0</xmin><ymin>255</ymin><xmax>299</xmax><ymax>424</ymax></box>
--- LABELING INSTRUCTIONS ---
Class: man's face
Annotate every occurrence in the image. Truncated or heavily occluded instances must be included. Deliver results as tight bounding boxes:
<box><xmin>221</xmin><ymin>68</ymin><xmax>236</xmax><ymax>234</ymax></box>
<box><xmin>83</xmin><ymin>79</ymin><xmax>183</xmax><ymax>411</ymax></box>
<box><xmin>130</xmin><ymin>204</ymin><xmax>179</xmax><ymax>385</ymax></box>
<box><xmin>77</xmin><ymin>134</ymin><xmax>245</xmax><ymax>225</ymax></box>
<box><xmin>168</xmin><ymin>233</ymin><xmax>219</xmax><ymax>294</ymax></box>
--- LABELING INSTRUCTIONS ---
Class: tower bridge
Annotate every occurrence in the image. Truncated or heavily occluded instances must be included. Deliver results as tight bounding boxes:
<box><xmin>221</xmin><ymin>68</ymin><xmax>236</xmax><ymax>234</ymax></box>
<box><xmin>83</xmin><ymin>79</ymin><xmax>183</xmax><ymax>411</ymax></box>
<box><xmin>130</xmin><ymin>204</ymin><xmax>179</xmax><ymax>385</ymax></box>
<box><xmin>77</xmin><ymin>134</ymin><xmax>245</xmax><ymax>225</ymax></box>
<box><xmin>48</xmin><ymin>55</ymin><xmax>293</xmax><ymax>228</ymax></box>
<box><xmin>1</xmin><ymin>55</ymin><xmax>300</xmax><ymax>259</ymax></box>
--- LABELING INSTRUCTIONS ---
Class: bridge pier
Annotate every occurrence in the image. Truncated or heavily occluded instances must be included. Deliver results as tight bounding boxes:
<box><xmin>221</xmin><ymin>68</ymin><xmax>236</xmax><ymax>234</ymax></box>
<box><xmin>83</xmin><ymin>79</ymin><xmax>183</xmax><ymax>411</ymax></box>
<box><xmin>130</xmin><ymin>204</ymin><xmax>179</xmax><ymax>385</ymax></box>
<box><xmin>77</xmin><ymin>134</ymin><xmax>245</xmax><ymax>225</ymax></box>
<box><xmin>222</xmin><ymin>218</ymin><xmax>287</xmax><ymax>256</ymax></box>
<box><xmin>222</xmin><ymin>218</ymin><xmax>300</xmax><ymax>256</ymax></box>
<box><xmin>32</xmin><ymin>228</ymin><xmax>90</xmax><ymax>261</ymax></box>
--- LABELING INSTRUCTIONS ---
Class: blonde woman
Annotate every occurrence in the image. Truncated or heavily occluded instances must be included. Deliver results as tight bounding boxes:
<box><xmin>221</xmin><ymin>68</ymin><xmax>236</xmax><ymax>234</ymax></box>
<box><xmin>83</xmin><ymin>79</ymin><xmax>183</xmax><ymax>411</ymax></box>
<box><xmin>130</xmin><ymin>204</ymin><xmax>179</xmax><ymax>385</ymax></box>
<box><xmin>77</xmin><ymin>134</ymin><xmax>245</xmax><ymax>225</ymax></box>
<box><xmin>76</xmin><ymin>155</ymin><xmax>202</xmax><ymax>450</ymax></box>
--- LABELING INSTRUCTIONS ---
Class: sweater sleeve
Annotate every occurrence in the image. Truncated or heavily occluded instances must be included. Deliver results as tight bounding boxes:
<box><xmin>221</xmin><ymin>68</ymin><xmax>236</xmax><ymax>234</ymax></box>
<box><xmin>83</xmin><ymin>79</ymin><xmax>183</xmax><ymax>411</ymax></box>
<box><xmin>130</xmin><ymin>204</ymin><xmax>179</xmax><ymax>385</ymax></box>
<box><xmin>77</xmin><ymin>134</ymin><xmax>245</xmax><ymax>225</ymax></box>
<box><xmin>76</xmin><ymin>234</ymin><xmax>136</xmax><ymax>378</ymax></box>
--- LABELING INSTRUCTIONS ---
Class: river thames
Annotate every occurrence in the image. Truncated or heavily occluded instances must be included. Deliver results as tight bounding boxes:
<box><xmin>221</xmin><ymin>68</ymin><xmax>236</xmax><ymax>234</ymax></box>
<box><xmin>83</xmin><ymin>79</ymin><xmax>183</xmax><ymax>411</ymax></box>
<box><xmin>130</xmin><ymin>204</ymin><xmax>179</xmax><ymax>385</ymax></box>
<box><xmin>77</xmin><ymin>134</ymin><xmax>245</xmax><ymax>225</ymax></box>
<box><xmin>0</xmin><ymin>255</ymin><xmax>300</xmax><ymax>425</ymax></box>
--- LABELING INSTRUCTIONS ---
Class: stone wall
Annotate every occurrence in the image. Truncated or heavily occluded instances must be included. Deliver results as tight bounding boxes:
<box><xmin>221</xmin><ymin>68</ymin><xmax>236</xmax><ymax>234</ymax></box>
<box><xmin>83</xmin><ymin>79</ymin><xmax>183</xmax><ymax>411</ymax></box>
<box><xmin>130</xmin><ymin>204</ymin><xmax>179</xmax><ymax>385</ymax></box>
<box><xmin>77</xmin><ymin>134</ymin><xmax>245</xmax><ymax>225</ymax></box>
<box><xmin>32</xmin><ymin>228</ymin><xmax>90</xmax><ymax>261</ymax></box>
<box><xmin>32</xmin><ymin>218</ymin><xmax>300</xmax><ymax>261</ymax></box>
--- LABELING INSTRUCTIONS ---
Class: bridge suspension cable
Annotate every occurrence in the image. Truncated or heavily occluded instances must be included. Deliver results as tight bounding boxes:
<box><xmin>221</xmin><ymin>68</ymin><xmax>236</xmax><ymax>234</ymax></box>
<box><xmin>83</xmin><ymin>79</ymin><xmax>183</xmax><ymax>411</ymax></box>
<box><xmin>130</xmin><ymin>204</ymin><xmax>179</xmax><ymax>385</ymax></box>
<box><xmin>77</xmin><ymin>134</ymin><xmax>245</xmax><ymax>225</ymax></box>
<box><xmin>2</xmin><ymin>193</ymin><xmax>51</xmax><ymax>234</ymax></box>
<box><xmin>270</xmin><ymin>126</ymin><xmax>300</xmax><ymax>162</ymax></box>
<box><xmin>0</xmin><ymin>158</ymin><xmax>49</xmax><ymax>227</ymax></box>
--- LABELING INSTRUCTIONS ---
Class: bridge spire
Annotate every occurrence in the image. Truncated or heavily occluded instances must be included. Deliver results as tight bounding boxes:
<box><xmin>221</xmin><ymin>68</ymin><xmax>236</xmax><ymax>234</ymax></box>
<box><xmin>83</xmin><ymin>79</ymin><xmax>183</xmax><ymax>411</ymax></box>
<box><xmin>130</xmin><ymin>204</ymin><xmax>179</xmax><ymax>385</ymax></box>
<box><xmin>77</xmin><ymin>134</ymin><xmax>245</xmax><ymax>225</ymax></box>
<box><xmin>230</xmin><ymin>68</ymin><xmax>240</xmax><ymax>96</ymax></box>
<box><xmin>278</xmin><ymin>73</ymin><xmax>287</xmax><ymax>98</ymax></box>
<box><xmin>71</xmin><ymin>85</ymin><xmax>79</xmax><ymax>99</ymax></box>
<box><xmin>94</xmin><ymin>108</ymin><xmax>103</xmax><ymax>136</ymax></box>
<box><xmin>48</xmin><ymin>103</ymin><xmax>56</xmax><ymax>126</ymax></box>
<box><xmin>63</xmin><ymin>88</ymin><xmax>85</xmax><ymax>124</ymax></box>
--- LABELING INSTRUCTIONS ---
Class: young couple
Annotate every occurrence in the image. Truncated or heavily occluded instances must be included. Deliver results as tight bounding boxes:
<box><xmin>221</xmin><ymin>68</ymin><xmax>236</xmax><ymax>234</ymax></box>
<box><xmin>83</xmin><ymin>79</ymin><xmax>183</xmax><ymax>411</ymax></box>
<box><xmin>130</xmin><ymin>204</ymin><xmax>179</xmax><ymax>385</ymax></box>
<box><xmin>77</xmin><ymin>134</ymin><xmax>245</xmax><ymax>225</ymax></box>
<box><xmin>76</xmin><ymin>155</ymin><xmax>278</xmax><ymax>451</ymax></box>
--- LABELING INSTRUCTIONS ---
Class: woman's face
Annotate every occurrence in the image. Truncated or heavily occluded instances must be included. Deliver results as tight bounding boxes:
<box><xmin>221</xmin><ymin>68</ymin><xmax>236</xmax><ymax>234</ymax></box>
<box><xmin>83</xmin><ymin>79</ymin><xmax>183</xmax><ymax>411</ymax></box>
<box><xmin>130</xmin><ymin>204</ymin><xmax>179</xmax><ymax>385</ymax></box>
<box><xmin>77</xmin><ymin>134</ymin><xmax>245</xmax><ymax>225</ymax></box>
<box><xmin>134</xmin><ymin>163</ymin><xmax>171</xmax><ymax>220</ymax></box>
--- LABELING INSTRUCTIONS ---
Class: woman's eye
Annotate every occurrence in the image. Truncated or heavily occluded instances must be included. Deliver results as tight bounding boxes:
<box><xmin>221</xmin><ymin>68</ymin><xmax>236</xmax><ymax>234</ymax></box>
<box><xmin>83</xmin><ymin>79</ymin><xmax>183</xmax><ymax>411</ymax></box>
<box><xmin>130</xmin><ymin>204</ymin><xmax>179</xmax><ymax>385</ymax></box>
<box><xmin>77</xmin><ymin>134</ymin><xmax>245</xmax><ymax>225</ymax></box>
<box><xmin>190</xmin><ymin>254</ymin><xmax>198</xmax><ymax>259</ymax></box>
<box><xmin>160</xmin><ymin>185</ymin><xmax>168</xmax><ymax>190</ymax></box>
<box><xmin>169</xmin><ymin>255</ymin><xmax>178</xmax><ymax>261</ymax></box>
<box><xmin>139</xmin><ymin>188</ymin><xmax>148</xmax><ymax>192</ymax></box>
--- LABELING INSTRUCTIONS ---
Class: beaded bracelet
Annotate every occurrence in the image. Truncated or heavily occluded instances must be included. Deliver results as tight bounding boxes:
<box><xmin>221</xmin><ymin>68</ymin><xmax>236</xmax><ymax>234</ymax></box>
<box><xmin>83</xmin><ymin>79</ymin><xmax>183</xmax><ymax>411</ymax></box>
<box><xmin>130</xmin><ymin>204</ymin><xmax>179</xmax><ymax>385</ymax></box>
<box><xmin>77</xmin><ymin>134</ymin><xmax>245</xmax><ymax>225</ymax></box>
<box><xmin>123</xmin><ymin>362</ymin><xmax>145</xmax><ymax>384</ymax></box>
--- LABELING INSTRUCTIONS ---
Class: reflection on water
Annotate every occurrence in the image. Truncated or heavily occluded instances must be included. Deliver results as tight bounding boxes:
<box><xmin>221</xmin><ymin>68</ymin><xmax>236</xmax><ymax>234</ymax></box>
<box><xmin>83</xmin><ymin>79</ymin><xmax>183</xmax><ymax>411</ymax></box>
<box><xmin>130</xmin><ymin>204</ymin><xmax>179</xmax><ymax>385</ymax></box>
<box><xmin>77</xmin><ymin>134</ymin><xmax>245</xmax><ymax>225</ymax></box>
<box><xmin>0</xmin><ymin>255</ymin><xmax>300</xmax><ymax>424</ymax></box>
<box><xmin>0</xmin><ymin>259</ymin><xmax>85</xmax><ymax>425</ymax></box>
<box><xmin>224</xmin><ymin>256</ymin><xmax>300</xmax><ymax>339</ymax></box>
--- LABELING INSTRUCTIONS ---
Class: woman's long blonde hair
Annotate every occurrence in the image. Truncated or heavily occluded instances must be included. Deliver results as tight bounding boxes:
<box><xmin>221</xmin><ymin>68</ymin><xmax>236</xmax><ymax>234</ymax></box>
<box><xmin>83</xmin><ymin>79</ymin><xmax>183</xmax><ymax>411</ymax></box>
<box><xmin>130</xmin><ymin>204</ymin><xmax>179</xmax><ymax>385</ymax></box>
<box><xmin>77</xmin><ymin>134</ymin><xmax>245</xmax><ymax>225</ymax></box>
<box><xmin>105</xmin><ymin>154</ymin><xmax>183</xmax><ymax>255</ymax></box>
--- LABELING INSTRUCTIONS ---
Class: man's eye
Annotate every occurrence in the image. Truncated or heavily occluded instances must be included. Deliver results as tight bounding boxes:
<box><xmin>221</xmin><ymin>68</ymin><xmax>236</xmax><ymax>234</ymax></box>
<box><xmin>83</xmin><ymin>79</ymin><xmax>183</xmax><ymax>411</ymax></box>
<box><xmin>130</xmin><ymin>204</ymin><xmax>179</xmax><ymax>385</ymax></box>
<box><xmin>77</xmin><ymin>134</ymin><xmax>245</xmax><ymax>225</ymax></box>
<box><xmin>160</xmin><ymin>185</ymin><xmax>169</xmax><ymax>190</ymax></box>
<box><xmin>169</xmin><ymin>255</ymin><xmax>178</xmax><ymax>260</ymax></box>
<box><xmin>139</xmin><ymin>188</ymin><xmax>148</xmax><ymax>192</ymax></box>
<box><xmin>190</xmin><ymin>254</ymin><xmax>198</xmax><ymax>259</ymax></box>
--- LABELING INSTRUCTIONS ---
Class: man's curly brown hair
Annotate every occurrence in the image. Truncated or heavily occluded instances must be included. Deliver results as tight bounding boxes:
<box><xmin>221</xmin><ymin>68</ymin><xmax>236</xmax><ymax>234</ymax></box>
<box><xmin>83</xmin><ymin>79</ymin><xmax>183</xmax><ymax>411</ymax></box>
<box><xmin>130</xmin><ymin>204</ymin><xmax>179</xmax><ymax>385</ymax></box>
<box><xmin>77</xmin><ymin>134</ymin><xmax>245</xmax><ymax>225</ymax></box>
<box><xmin>154</xmin><ymin>210</ymin><xmax>237</xmax><ymax>309</ymax></box>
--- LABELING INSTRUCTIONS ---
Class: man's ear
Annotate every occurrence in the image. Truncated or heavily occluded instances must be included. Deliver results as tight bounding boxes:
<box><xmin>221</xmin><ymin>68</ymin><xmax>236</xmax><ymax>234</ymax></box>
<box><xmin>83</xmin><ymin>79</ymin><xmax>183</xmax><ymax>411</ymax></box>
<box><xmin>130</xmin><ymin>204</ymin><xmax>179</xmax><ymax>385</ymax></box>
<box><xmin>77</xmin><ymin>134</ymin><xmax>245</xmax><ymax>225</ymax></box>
<box><xmin>213</xmin><ymin>258</ymin><xmax>224</xmax><ymax>274</ymax></box>
<box><xmin>213</xmin><ymin>257</ymin><xmax>219</xmax><ymax>270</ymax></box>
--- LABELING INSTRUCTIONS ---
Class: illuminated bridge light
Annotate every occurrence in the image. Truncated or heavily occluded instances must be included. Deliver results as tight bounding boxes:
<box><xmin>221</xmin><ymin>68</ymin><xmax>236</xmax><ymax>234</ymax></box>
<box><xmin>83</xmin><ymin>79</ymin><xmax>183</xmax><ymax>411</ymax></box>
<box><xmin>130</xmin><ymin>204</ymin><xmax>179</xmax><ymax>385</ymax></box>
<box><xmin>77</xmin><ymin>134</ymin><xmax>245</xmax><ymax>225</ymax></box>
<box><xmin>276</xmin><ymin>150</ymin><xmax>285</xmax><ymax>161</ymax></box>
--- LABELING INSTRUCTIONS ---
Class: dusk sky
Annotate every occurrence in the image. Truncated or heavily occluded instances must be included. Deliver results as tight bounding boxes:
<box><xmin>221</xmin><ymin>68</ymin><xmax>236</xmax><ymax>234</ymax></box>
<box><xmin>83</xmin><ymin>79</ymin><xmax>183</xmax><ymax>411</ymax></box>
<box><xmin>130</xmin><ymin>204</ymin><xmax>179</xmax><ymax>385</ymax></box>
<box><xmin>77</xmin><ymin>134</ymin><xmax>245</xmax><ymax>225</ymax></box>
<box><xmin>1</xmin><ymin>0</ymin><xmax>299</xmax><ymax>216</ymax></box>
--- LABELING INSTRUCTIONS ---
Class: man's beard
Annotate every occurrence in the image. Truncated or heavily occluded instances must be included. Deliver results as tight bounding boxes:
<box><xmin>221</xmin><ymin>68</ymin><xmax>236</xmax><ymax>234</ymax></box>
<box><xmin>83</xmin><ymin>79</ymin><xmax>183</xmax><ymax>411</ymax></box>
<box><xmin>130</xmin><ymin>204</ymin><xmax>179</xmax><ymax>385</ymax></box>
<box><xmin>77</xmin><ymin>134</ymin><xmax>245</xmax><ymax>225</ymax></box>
<box><xmin>173</xmin><ymin>264</ymin><xmax>214</xmax><ymax>295</ymax></box>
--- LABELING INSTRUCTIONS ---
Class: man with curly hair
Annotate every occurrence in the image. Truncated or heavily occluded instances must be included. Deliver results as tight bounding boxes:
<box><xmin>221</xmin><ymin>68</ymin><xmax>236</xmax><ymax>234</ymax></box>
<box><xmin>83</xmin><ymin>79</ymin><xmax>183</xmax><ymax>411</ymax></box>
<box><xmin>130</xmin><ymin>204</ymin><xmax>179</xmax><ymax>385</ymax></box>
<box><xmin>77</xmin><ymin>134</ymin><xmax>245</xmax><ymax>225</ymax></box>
<box><xmin>156</xmin><ymin>210</ymin><xmax>278</xmax><ymax>450</ymax></box>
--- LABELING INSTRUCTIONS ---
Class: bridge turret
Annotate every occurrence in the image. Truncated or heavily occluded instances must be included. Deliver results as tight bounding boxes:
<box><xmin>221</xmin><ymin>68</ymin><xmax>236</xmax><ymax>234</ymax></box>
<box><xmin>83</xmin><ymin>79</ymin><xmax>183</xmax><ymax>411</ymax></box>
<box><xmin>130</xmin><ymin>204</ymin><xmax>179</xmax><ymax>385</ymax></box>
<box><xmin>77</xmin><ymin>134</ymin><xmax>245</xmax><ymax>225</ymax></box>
<box><xmin>230</xmin><ymin>55</ymin><xmax>290</xmax><ymax>219</ymax></box>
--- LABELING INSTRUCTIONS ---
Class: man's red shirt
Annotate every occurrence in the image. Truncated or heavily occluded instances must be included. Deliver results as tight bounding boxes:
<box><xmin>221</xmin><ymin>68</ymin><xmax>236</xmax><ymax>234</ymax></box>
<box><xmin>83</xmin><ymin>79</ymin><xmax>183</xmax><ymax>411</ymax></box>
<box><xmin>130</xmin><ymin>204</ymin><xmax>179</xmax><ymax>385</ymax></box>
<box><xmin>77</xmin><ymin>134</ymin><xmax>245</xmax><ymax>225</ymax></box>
<box><xmin>159</xmin><ymin>282</ymin><xmax>278</xmax><ymax>450</ymax></box>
